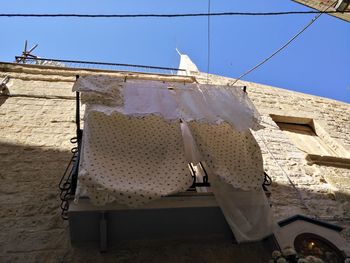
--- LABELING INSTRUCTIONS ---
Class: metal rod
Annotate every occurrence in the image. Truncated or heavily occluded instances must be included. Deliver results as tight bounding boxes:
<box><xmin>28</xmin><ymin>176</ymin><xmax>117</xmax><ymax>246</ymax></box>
<box><xmin>70</xmin><ymin>75</ymin><xmax>82</xmax><ymax>196</ymax></box>
<box><xmin>99</xmin><ymin>212</ymin><xmax>108</xmax><ymax>252</ymax></box>
<box><xmin>15</xmin><ymin>56</ymin><xmax>186</xmax><ymax>72</ymax></box>
<box><xmin>75</xmin><ymin>75</ymin><xmax>81</xmax><ymax>138</ymax></box>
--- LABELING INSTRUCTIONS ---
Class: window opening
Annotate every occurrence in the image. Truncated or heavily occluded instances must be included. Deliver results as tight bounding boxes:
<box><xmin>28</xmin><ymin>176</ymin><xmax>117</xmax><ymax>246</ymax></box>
<box><xmin>276</xmin><ymin>121</ymin><xmax>338</xmax><ymax>156</ymax></box>
<box><xmin>294</xmin><ymin>233</ymin><xmax>344</xmax><ymax>263</ymax></box>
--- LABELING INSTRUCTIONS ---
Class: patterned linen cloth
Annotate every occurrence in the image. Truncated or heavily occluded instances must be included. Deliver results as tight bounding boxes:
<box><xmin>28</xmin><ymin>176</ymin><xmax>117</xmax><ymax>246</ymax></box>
<box><xmin>188</xmin><ymin>122</ymin><xmax>264</xmax><ymax>190</ymax></box>
<box><xmin>73</xmin><ymin>76</ymin><xmax>264</xmax><ymax>207</ymax></box>
<box><xmin>78</xmin><ymin>110</ymin><xmax>192</xmax><ymax>207</ymax></box>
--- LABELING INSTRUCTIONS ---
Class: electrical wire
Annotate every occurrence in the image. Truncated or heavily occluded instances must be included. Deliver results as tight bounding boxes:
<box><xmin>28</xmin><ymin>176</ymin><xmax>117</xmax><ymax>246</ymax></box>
<box><xmin>207</xmin><ymin>0</ymin><xmax>211</xmax><ymax>84</ymax></box>
<box><xmin>256</xmin><ymin>133</ymin><xmax>319</xmax><ymax>218</ymax></box>
<box><xmin>0</xmin><ymin>10</ymin><xmax>349</xmax><ymax>18</ymax></box>
<box><xmin>230</xmin><ymin>1</ymin><xmax>337</xmax><ymax>85</ymax></box>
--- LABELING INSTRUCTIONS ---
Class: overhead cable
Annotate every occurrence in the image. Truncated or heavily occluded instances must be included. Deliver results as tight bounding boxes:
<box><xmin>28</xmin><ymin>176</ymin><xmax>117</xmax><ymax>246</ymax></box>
<box><xmin>257</xmin><ymin>133</ymin><xmax>319</xmax><ymax>218</ymax></box>
<box><xmin>230</xmin><ymin>1</ymin><xmax>336</xmax><ymax>85</ymax></box>
<box><xmin>207</xmin><ymin>0</ymin><xmax>211</xmax><ymax>83</ymax></box>
<box><xmin>0</xmin><ymin>10</ymin><xmax>349</xmax><ymax>18</ymax></box>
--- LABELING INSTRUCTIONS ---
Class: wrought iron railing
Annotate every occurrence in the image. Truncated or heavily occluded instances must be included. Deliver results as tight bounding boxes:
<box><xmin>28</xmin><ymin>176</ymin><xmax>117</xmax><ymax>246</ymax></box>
<box><xmin>15</xmin><ymin>56</ymin><xmax>186</xmax><ymax>76</ymax></box>
<box><xmin>58</xmin><ymin>137</ymin><xmax>80</xmax><ymax>220</ymax></box>
<box><xmin>262</xmin><ymin>172</ymin><xmax>272</xmax><ymax>192</ymax></box>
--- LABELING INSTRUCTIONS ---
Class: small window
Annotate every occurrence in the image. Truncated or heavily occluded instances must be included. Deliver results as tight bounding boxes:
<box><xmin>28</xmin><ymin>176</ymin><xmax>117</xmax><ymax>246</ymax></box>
<box><xmin>276</xmin><ymin>122</ymin><xmax>338</xmax><ymax>157</ymax></box>
<box><xmin>271</xmin><ymin>115</ymin><xmax>350</xmax><ymax>168</ymax></box>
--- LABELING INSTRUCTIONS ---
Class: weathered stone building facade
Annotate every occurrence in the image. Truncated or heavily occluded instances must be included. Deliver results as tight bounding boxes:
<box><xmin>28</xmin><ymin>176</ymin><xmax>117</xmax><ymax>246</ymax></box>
<box><xmin>0</xmin><ymin>62</ymin><xmax>349</xmax><ymax>262</ymax></box>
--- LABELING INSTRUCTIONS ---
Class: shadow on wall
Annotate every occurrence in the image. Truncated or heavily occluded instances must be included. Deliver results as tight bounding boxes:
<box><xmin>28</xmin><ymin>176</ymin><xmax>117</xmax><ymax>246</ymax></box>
<box><xmin>268</xmin><ymin>179</ymin><xmax>350</xmax><ymax>221</ymax></box>
<box><xmin>0</xmin><ymin>90</ymin><xmax>9</xmax><ymax>107</ymax></box>
<box><xmin>0</xmin><ymin>141</ymin><xmax>72</xmax><ymax>263</ymax></box>
<box><xmin>0</xmin><ymin>141</ymin><xmax>349</xmax><ymax>263</ymax></box>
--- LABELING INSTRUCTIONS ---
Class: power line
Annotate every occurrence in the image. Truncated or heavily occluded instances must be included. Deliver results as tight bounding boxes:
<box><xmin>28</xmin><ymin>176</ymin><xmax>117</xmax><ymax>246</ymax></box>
<box><xmin>230</xmin><ymin>1</ymin><xmax>336</xmax><ymax>85</ymax></box>
<box><xmin>207</xmin><ymin>0</ymin><xmax>211</xmax><ymax>84</ymax></box>
<box><xmin>0</xmin><ymin>10</ymin><xmax>349</xmax><ymax>18</ymax></box>
<box><xmin>257</xmin><ymin>133</ymin><xmax>319</xmax><ymax>218</ymax></box>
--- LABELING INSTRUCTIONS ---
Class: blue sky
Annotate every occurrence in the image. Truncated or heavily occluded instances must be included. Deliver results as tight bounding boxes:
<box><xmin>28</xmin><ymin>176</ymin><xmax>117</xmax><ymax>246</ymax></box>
<box><xmin>1</xmin><ymin>0</ymin><xmax>349</xmax><ymax>102</ymax></box>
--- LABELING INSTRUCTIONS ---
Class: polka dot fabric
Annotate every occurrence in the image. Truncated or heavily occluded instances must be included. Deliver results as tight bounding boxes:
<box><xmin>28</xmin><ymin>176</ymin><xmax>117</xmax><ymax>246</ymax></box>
<box><xmin>188</xmin><ymin>122</ymin><xmax>264</xmax><ymax>190</ymax></box>
<box><xmin>78</xmin><ymin>110</ymin><xmax>193</xmax><ymax>207</ymax></box>
<box><xmin>73</xmin><ymin>76</ymin><xmax>265</xmax><ymax>205</ymax></box>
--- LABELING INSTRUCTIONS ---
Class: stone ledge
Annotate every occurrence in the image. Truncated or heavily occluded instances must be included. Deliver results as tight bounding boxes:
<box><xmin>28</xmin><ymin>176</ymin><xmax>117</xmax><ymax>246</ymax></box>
<box><xmin>306</xmin><ymin>154</ymin><xmax>350</xmax><ymax>169</ymax></box>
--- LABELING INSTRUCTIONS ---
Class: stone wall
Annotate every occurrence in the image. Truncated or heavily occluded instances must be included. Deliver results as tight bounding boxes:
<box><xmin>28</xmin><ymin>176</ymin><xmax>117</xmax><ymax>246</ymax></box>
<box><xmin>195</xmin><ymin>72</ymin><xmax>350</xmax><ymax>223</ymax></box>
<box><xmin>0</xmin><ymin>66</ymin><xmax>76</xmax><ymax>263</ymax></box>
<box><xmin>0</xmin><ymin>63</ymin><xmax>349</xmax><ymax>262</ymax></box>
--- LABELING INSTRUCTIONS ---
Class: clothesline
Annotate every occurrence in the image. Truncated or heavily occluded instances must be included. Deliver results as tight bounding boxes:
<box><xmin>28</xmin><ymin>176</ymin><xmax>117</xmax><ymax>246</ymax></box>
<box><xmin>78</xmin><ymin>75</ymin><xmax>244</xmax><ymax>91</ymax></box>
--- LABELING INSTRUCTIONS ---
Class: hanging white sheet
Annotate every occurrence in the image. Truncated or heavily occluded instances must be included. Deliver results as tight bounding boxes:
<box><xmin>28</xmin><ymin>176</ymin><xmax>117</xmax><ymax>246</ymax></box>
<box><xmin>210</xmin><ymin>175</ymin><xmax>274</xmax><ymax>243</ymax></box>
<box><xmin>180</xmin><ymin>121</ymin><xmax>273</xmax><ymax>242</ymax></box>
<box><xmin>77</xmin><ymin>109</ymin><xmax>192</xmax><ymax>207</ymax></box>
<box><xmin>73</xmin><ymin>75</ymin><xmax>273</xmax><ymax>242</ymax></box>
<box><xmin>73</xmin><ymin>76</ymin><xmax>264</xmax><ymax>202</ymax></box>
<box><xmin>187</xmin><ymin>122</ymin><xmax>264</xmax><ymax>190</ymax></box>
<box><xmin>74</xmin><ymin>75</ymin><xmax>124</xmax><ymax>107</ymax></box>
<box><xmin>73</xmin><ymin>76</ymin><xmax>261</xmax><ymax>131</ymax></box>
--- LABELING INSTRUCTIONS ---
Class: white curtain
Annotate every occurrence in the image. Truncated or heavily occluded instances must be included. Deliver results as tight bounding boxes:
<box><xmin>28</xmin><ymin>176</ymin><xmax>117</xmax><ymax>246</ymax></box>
<box><xmin>210</xmin><ymin>176</ymin><xmax>274</xmax><ymax>243</ymax></box>
<box><xmin>73</xmin><ymin>76</ymin><xmax>274</xmax><ymax>242</ymax></box>
<box><xmin>180</xmin><ymin>121</ymin><xmax>274</xmax><ymax>242</ymax></box>
<box><xmin>73</xmin><ymin>77</ymin><xmax>261</xmax><ymax>132</ymax></box>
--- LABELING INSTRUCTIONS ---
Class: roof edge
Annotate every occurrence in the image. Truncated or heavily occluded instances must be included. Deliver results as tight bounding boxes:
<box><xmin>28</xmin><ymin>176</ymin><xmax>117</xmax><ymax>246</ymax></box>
<box><xmin>0</xmin><ymin>61</ymin><xmax>196</xmax><ymax>84</ymax></box>
<box><xmin>278</xmin><ymin>214</ymin><xmax>343</xmax><ymax>232</ymax></box>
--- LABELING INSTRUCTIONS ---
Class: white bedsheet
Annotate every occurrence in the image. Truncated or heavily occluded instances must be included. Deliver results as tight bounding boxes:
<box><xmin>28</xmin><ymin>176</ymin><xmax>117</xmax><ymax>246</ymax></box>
<box><xmin>73</xmin><ymin>76</ymin><xmax>274</xmax><ymax>242</ymax></box>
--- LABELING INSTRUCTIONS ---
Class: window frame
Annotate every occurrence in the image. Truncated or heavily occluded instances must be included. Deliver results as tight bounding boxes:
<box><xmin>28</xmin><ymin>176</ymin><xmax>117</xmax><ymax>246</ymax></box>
<box><xmin>270</xmin><ymin>114</ymin><xmax>350</xmax><ymax>168</ymax></box>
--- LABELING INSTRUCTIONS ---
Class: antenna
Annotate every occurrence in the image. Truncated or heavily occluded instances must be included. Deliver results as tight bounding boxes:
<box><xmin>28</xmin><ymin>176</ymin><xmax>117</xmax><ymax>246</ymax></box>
<box><xmin>175</xmin><ymin>48</ymin><xmax>182</xmax><ymax>56</ymax></box>
<box><xmin>15</xmin><ymin>40</ymin><xmax>38</xmax><ymax>63</ymax></box>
